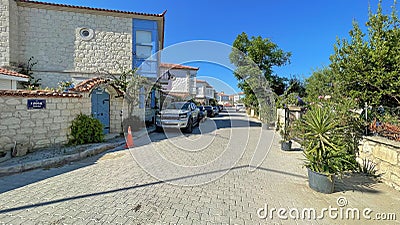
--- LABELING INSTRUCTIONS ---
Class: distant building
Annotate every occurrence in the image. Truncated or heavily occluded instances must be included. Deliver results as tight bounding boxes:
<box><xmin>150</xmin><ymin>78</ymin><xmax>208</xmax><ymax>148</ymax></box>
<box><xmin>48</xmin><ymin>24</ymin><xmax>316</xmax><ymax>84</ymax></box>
<box><xmin>195</xmin><ymin>80</ymin><xmax>215</xmax><ymax>105</ymax></box>
<box><xmin>231</xmin><ymin>92</ymin><xmax>245</xmax><ymax>104</ymax></box>
<box><xmin>217</xmin><ymin>91</ymin><xmax>231</xmax><ymax>106</ymax></box>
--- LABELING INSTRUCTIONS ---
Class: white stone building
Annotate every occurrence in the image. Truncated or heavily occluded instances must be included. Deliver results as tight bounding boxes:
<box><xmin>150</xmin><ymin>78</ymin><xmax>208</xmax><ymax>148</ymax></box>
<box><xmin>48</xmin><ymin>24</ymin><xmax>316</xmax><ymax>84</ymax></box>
<box><xmin>0</xmin><ymin>0</ymin><xmax>165</xmax><ymax>87</ymax></box>
<box><xmin>195</xmin><ymin>80</ymin><xmax>215</xmax><ymax>105</ymax></box>
<box><xmin>232</xmin><ymin>92</ymin><xmax>245</xmax><ymax>104</ymax></box>
<box><xmin>217</xmin><ymin>91</ymin><xmax>231</xmax><ymax>106</ymax></box>
<box><xmin>0</xmin><ymin>0</ymin><xmax>166</xmax><ymax>134</ymax></box>
<box><xmin>159</xmin><ymin>63</ymin><xmax>198</xmax><ymax>101</ymax></box>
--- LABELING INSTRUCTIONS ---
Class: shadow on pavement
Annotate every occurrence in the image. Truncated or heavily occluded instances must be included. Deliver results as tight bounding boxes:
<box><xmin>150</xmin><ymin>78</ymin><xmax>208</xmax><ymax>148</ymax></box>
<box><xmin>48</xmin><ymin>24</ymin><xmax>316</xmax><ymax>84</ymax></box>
<box><xmin>146</xmin><ymin>113</ymin><xmax>262</xmax><ymax>144</ymax></box>
<box><xmin>0</xmin><ymin>151</ymin><xmax>112</xmax><ymax>194</ymax></box>
<box><xmin>0</xmin><ymin>156</ymin><xmax>383</xmax><ymax>214</ymax></box>
<box><xmin>286</xmin><ymin>147</ymin><xmax>303</xmax><ymax>152</ymax></box>
<box><xmin>334</xmin><ymin>173</ymin><xmax>382</xmax><ymax>193</ymax></box>
<box><xmin>0</xmin><ymin>164</ymin><xmax>308</xmax><ymax>214</ymax></box>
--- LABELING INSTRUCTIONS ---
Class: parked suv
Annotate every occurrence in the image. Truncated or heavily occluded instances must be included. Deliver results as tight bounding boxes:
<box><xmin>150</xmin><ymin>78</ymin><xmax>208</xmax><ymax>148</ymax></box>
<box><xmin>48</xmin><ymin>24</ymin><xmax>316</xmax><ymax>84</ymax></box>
<box><xmin>156</xmin><ymin>102</ymin><xmax>200</xmax><ymax>133</ymax></box>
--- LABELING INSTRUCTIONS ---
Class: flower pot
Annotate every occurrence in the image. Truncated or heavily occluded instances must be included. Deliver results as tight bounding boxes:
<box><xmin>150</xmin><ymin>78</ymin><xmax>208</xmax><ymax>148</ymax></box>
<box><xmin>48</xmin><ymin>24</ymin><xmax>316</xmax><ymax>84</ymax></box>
<box><xmin>281</xmin><ymin>141</ymin><xmax>292</xmax><ymax>151</ymax></box>
<box><xmin>307</xmin><ymin>168</ymin><xmax>335</xmax><ymax>194</ymax></box>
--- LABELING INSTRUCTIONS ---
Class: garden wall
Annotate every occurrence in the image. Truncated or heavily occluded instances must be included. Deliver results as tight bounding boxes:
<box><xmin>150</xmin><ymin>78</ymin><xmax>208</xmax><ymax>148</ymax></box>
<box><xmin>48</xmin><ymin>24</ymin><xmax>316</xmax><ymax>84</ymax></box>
<box><xmin>276</xmin><ymin>107</ymin><xmax>302</xmax><ymax>129</ymax></box>
<box><xmin>358</xmin><ymin>136</ymin><xmax>400</xmax><ymax>191</ymax></box>
<box><xmin>0</xmin><ymin>90</ymin><xmax>90</xmax><ymax>158</ymax></box>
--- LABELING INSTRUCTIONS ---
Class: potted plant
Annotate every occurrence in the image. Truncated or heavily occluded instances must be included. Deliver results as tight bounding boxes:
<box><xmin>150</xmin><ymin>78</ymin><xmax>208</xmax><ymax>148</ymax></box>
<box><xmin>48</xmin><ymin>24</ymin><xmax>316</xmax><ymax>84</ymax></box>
<box><xmin>296</xmin><ymin>105</ymin><xmax>357</xmax><ymax>193</ymax></box>
<box><xmin>280</xmin><ymin>126</ymin><xmax>292</xmax><ymax>151</ymax></box>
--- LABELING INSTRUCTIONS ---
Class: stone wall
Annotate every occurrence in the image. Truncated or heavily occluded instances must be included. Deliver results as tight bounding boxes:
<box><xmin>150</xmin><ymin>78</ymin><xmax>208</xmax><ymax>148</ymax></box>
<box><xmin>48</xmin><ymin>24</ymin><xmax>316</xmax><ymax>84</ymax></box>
<box><xmin>108</xmin><ymin>88</ymin><xmax>125</xmax><ymax>134</ymax></box>
<box><xmin>0</xmin><ymin>94</ymin><xmax>91</xmax><ymax>156</ymax></box>
<box><xmin>9</xmin><ymin>0</ymin><xmax>18</xmax><ymax>64</ymax></box>
<box><xmin>0</xmin><ymin>0</ymin><xmax>11</xmax><ymax>66</ymax></box>
<box><xmin>17</xmin><ymin>5</ymin><xmax>133</xmax><ymax>87</ymax></box>
<box><xmin>358</xmin><ymin>136</ymin><xmax>400</xmax><ymax>191</ymax></box>
<box><xmin>276</xmin><ymin>107</ymin><xmax>302</xmax><ymax>129</ymax></box>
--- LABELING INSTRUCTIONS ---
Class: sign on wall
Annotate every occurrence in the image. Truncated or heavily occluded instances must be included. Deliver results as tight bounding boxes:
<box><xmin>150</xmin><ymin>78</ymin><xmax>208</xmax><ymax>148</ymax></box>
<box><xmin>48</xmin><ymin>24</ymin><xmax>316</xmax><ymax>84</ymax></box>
<box><xmin>27</xmin><ymin>99</ymin><xmax>46</xmax><ymax>110</ymax></box>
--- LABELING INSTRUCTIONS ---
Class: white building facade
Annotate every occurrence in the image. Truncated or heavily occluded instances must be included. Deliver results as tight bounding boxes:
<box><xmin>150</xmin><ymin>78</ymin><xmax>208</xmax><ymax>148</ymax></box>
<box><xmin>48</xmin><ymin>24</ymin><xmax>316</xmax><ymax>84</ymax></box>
<box><xmin>195</xmin><ymin>80</ymin><xmax>215</xmax><ymax>105</ymax></box>
<box><xmin>159</xmin><ymin>63</ymin><xmax>198</xmax><ymax>100</ymax></box>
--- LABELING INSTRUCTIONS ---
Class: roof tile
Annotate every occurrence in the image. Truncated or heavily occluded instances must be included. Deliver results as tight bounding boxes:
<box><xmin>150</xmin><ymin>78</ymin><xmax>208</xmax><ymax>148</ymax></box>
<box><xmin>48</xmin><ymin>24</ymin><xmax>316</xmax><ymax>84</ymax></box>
<box><xmin>0</xmin><ymin>67</ymin><xmax>29</xmax><ymax>79</ymax></box>
<box><xmin>0</xmin><ymin>89</ymin><xmax>82</xmax><ymax>98</ymax></box>
<box><xmin>70</xmin><ymin>77</ymin><xmax>124</xmax><ymax>95</ymax></box>
<box><xmin>160</xmin><ymin>63</ymin><xmax>199</xmax><ymax>71</ymax></box>
<box><xmin>17</xmin><ymin>0</ymin><xmax>166</xmax><ymax>17</ymax></box>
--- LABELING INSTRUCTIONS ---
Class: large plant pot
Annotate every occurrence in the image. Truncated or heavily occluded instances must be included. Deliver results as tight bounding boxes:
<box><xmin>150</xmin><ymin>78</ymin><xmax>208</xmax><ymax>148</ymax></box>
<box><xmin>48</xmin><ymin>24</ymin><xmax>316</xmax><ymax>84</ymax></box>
<box><xmin>281</xmin><ymin>141</ymin><xmax>292</xmax><ymax>151</ymax></box>
<box><xmin>307</xmin><ymin>168</ymin><xmax>335</xmax><ymax>194</ymax></box>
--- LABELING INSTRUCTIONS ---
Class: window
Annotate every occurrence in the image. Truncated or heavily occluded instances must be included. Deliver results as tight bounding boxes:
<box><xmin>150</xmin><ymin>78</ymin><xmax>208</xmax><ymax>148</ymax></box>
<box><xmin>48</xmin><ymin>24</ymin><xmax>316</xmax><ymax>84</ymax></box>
<box><xmin>79</xmin><ymin>28</ymin><xmax>94</xmax><ymax>41</ymax></box>
<box><xmin>135</xmin><ymin>30</ymin><xmax>153</xmax><ymax>59</ymax></box>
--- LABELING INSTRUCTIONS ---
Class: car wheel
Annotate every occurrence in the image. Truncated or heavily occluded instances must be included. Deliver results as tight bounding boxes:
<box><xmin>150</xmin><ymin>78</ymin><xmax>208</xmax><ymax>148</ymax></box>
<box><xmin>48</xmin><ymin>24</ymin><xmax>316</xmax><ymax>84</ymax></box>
<box><xmin>155</xmin><ymin>126</ymin><xmax>163</xmax><ymax>132</ymax></box>
<box><xmin>185</xmin><ymin>118</ymin><xmax>193</xmax><ymax>133</ymax></box>
<box><xmin>197</xmin><ymin>116</ymin><xmax>201</xmax><ymax>125</ymax></box>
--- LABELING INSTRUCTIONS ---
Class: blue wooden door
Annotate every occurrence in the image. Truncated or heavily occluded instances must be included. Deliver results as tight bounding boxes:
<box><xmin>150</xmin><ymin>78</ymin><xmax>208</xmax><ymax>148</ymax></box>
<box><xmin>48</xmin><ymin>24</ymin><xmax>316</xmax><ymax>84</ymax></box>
<box><xmin>91</xmin><ymin>87</ymin><xmax>110</xmax><ymax>134</ymax></box>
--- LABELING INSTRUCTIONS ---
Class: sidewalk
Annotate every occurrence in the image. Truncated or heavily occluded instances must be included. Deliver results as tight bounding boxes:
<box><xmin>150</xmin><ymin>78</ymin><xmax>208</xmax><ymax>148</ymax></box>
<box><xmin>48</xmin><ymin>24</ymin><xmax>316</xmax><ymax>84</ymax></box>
<box><xmin>0</xmin><ymin>113</ymin><xmax>399</xmax><ymax>224</ymax></box>
<box><xmin>0</xmin><ymin>126</ymin><xmax>155</xmax><ymax>177</ymax></box>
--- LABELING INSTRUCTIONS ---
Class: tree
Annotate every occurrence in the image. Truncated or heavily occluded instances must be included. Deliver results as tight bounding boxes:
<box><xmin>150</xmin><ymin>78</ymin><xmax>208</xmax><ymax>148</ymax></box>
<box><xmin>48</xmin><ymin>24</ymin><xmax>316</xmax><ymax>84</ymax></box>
<box><xmin>229</xmin><ymin>32</ymin><xmax>291</xmax><ymax>109</ymax></box>
<box><xmin>330</xmin><ymin>1</ymin><xmax>400</xmax><ymax>107</ymax></box>
<box><xmin>287</xmin><ymin>77</ymin><xmax>306</xmax><ymax>97</ymax></box>
<box><xmin>276</xmin><ymin>76</ymin><xmax>306</xmax><ymax>108</ymax></box>
<box><xmin>305</xmin><ymin>67</ymin><xmax>336</xmax><ymax>101</ymax></box>
<box><xmin>105</xmin><ymin>68</ymin><xmax>152</xmax><ymax>116</ymax></box>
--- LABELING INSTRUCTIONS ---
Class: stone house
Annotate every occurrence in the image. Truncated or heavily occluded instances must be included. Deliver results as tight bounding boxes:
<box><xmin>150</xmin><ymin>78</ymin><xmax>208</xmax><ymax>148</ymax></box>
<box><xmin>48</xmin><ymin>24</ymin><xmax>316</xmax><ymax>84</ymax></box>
<box><xmin>159</xmin><ymin>63</ymin><xmax>198</xmax><ymax>104</ymax></box>
<box><xmin>0</xmin><ymin>0</ymin><xmax>165</xmax><ymax>156</ymax></box>
<box><xmin>0</xmin><ymin>0</ymin><xmax>165</xmax><ymax>133</ymax></box>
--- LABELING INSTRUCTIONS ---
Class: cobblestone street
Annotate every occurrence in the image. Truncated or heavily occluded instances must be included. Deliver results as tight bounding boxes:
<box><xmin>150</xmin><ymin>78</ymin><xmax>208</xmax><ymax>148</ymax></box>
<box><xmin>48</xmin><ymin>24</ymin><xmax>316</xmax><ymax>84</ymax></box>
<box><xmin>0</xmin><ymin>111</ymin><xmax>399</xmax><ymax>225</ymax></box>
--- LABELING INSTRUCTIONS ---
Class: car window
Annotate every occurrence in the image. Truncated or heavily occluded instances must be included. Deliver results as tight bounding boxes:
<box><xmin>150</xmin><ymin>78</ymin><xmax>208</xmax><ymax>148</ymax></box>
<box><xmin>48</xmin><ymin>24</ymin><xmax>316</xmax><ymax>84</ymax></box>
<box><xmin>166</xmin><ymin>102</ymin><xmax>190</xmax><ymax>110</ymax></box>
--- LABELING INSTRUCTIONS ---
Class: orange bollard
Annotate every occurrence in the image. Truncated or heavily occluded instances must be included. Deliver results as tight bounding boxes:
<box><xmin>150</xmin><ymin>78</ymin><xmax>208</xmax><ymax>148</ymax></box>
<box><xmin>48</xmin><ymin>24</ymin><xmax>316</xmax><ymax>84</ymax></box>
<box><xmin>125</xmin><ymin>126</ymin><xmax>134</xmax><ymax>148</ymax></box>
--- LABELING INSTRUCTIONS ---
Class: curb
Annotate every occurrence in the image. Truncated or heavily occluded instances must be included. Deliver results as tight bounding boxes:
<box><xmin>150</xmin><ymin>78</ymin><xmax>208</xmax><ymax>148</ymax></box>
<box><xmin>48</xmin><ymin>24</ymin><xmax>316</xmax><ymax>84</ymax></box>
<box><xmin>0</xmin><ymin>126</ymin><xmax>156</xmax><ymax>177</ymax></box>
<box><xmin>0</xmin><ymin>142</ymin><xmax>124</xmax><ymax>177</ymax></box>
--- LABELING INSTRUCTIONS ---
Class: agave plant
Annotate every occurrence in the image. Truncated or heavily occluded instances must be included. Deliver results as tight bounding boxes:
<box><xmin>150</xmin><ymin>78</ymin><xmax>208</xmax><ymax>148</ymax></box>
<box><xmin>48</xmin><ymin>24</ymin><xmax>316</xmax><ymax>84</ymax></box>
<box><xmin>299</xmin><ymin>105</ymin><xmax>358</xmax><ymax>175</ymax></box>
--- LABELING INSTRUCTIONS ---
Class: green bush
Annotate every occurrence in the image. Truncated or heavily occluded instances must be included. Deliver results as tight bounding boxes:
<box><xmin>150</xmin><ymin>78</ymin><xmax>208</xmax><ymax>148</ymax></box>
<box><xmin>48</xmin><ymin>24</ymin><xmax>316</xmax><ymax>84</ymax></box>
<box><xmin>294</xmin><ymin>105</ymin><xmax>359</xmax><ymax>175</ymax></box>
<box><xmin>68</xmin><ymin>113</ymin><xmax>104</xmax><ymax>145</ymax></box>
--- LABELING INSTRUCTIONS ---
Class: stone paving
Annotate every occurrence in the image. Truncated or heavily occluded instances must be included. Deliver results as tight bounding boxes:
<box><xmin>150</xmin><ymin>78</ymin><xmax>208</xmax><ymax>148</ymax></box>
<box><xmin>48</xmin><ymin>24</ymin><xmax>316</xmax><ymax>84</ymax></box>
<box><xmin>0</xmin><ymin>111</ymin><xmax>399</xmax><ymax>224</ymax></box>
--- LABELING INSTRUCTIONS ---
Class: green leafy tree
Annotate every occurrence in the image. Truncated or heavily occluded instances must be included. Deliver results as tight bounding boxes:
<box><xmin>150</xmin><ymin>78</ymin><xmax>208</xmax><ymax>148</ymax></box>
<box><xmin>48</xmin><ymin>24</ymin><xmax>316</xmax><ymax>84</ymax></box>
<box><xmin>287</xmin><ymin>77</ymin><xmax>306</xmax><ymax>97</ymax></box>
<box><xmin>104</xmin><ymin>68</ymin><xmax>151</xmax><ymax>116</ymax></box>
<box><xmin>230</xmin><ymin>32</ymin><xmax>291</xmax><ymax>110</ymax></box>
<box><xmin>276</xmin><ymin>76</ymin><xmax>306</xmax><ymax>108</ymax></box>
<box><xmin>305</xmin><ymin>67</ymin><xmax>336</xmax><ymax>101</ymax></box>
<box><xmin>330</xmin><ymin>1</ymin><xmax>400</xmax><ymax>107</ymax></box>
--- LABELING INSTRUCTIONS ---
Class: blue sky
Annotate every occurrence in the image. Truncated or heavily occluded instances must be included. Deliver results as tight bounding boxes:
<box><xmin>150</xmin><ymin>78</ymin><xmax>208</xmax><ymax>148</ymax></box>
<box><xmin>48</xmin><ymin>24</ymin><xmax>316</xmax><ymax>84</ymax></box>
<box><xmin>39</xmin><ymin>0</ymin><xmax>396</xmax><ymax>94</ymax></box>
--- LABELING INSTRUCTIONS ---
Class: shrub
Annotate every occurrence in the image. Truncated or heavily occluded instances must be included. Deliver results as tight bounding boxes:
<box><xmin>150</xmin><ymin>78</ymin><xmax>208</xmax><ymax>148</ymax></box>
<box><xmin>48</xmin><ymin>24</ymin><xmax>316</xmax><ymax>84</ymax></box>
<box><xmin>69</xmin><ymin>113</ymin><xmax>104</xmax><ymax>145</ymax></box>
<box><xmin>295</xmin><ymin>105</ymin><xmax>359</xmax><ymax>175</ymax></box>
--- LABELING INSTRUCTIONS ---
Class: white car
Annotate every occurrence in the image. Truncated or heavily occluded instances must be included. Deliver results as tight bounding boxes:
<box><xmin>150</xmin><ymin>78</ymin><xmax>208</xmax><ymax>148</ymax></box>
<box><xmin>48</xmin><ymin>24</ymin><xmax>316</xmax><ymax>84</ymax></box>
<box><xmin>235</xmin><ymin>104</ymin><xmax>246</xmax><ymax>112</ymax></box>
<box><xmin>156</xmin><ymin>102</ymin><xmax>200</xmax><ymax>133</ymax></box>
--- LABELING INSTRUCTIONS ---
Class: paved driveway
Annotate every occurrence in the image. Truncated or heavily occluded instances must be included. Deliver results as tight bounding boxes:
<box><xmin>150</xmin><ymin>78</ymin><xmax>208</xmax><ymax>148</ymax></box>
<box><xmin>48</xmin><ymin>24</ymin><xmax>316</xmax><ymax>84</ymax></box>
<box><xmin>0</xmin><ymin>110</ymin><xmax>399</xmax><ymax>225</ymax></box>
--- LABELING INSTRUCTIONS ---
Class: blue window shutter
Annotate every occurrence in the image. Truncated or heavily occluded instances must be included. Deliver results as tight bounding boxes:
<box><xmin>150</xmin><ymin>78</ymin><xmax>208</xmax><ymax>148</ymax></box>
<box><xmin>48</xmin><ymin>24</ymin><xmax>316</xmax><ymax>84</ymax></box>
<box><xmin>132</xmin><ymin>19</ymin><xmax>159</xmax><ymax>78</ymax></box>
